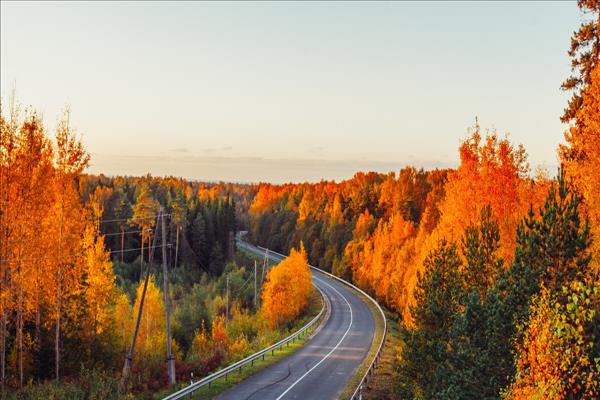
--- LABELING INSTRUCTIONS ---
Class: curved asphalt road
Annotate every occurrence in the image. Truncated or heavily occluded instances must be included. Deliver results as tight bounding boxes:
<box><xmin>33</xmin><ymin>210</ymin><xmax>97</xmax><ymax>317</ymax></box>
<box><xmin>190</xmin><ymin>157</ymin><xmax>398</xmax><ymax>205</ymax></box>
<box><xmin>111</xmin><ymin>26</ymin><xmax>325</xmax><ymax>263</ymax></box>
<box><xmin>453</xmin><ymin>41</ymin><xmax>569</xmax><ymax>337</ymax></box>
<box><xmin>221</xmin><ymin>241</ymin><xmax>375</xmax><ymax>400</ymax></box>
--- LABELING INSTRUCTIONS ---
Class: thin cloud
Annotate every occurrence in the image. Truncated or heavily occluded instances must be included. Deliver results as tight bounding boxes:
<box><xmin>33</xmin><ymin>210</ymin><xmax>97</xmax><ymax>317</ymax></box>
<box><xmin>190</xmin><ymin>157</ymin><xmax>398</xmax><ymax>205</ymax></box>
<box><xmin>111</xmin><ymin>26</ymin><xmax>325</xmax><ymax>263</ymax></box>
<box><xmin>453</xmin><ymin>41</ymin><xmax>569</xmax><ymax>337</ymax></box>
<box><xmin>88</xmin><ymin>153</ymin><xmax>456</xmax><ymax>184</ymax></box>
<box><xmin>203</xmin><ymin>146</ymin><xmax>233</xmax><ymax>154</ymax></box>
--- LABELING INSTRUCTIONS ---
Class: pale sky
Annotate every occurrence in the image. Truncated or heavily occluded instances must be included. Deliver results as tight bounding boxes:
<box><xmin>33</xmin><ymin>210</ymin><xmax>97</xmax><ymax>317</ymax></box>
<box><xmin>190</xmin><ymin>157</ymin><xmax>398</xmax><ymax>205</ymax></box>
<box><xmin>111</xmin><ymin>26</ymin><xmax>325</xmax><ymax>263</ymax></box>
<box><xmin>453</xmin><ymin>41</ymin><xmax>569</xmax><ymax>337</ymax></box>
<box><xmin>1</xmin><ymin>1</ymin><xmax>584</xmax><ymax>183</ymax></box>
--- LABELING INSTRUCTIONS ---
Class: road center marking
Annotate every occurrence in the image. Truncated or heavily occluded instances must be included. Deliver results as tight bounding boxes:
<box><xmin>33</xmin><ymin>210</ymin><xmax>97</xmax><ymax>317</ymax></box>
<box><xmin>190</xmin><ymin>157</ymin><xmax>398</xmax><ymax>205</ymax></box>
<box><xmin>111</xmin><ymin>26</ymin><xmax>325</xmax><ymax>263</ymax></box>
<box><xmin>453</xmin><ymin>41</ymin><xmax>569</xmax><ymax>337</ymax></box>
<box><xmin>274</xmin><ymin>275</ymin><xmax>354</xmax><ymax>400</ymax></box>
<box><xmin>239</xmin><ymin>242</ymin><xmax>356</xmax><ymax>400</ymax></box>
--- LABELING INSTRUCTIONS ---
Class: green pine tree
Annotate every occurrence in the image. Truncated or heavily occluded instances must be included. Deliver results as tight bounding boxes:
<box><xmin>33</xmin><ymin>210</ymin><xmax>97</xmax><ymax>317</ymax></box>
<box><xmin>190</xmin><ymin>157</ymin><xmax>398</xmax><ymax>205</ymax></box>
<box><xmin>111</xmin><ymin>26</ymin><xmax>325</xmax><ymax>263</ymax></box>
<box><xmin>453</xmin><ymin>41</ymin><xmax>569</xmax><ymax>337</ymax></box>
<box><xmin>397</xmin><ymin>239</ymin><xmax>463</xmax><ymax>399</ymax></box>
<box><xmin>461</xmin><ymin>205</ymin><xmax>504</xmax><ymax>300</ymax></box>
<box><xmin>491</xmin><ymin>170</ymin><xmax>594</xmax><ymax>395</ymax></box>
<box><xmin>504</xmin><ymin>169</ymin><xmax>591</xmax><ymax>325</ymax></box>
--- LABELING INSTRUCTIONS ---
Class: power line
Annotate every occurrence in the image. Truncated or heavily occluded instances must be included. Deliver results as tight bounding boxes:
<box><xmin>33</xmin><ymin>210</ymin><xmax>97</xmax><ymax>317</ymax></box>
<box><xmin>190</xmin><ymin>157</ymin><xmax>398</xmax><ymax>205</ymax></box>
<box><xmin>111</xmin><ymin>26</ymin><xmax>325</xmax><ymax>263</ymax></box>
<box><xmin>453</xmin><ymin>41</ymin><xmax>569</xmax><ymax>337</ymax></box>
<box><xmin>99</xmin><ymin>214</ymin><xmax>171</xmax><ymax>224</ymax></box>
<box><xmin>109</xmin><ymin>244</ymin><xmax>172</xmax><ymax>254</ymax></box>
<box><xmin>212</xmin><ymin>272</ymin><xmax>254</xmax><ymax>296</ymax></box>
<box><xmin>0</xmin><ymin>244</ymin><xmax>172</xmax><ymax>263</ymax></box>
<box><xmin>103</xmin><ymin>229</ymin><xmax>152</xmax><ymax>237</ymax></box>
<box><xmin>231</xmin><ymin>274</ymin><xmax>253</xmax><ymax>295</ymax></box>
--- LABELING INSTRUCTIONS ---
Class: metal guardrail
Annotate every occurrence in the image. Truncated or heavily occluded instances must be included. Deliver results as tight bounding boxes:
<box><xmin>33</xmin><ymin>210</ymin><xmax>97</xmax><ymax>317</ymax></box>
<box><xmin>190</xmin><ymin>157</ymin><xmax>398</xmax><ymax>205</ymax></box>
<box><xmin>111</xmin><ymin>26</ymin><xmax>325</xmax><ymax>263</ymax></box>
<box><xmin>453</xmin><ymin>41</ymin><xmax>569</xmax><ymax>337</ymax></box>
<box><xmin>162</xmin><ymin>252</ymin><xmax>326</xmax><ymax>400</ymax></box>
<box><xmin>163</xmin><ymin>240</ymin><xmax>385</xmax><ymax>400</ymax></box>
<box><xmin>256</xmin><ymin>246</ymin><xmax>387</xmax><ymax>400</ymax></box>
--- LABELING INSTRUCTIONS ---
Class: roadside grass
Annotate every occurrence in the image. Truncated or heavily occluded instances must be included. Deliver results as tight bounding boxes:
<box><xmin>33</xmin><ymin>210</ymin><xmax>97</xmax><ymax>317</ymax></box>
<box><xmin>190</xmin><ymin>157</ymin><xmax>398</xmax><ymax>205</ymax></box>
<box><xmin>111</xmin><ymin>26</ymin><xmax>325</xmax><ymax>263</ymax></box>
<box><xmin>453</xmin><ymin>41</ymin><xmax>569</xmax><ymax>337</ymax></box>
<box><xmin>150</xmin><ymin>287</ymin><xmax>324</xmax><ymax>400</ymax></box>
<box><xmin>361</xmin><ymin>308</ymin><xmax>401</xmax><ymax>400</ymax></box>
<box><xmin>180</xmin><ymin>336</ymin><xmax>308</xmax><ymax>399</ymax></box>
<box><xmin>338</xmin><ymin>290</ymin><xmax>386</xmax><ymax>400</ymax></box>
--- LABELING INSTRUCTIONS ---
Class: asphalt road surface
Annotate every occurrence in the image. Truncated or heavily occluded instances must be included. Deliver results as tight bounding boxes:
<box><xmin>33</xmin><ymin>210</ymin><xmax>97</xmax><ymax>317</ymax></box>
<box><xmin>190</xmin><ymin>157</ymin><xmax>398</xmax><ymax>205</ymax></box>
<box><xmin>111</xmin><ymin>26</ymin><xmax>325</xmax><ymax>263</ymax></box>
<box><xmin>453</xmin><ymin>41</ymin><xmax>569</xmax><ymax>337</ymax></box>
<box><xmin>221</xmin><ymin>241</ymin><xmax>375</xmax><ymax>400</ymax></box>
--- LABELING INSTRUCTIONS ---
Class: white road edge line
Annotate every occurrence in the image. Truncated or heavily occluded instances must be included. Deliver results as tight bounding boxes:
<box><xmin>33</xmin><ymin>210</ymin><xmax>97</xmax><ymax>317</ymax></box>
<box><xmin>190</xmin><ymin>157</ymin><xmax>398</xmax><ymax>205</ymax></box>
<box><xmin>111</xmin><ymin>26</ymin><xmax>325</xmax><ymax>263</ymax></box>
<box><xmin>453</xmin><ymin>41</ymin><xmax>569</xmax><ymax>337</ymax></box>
<box><xmin>274</xmin><ymin>275</ymin><xmax>354</xmax><ymax>400</ymax></box>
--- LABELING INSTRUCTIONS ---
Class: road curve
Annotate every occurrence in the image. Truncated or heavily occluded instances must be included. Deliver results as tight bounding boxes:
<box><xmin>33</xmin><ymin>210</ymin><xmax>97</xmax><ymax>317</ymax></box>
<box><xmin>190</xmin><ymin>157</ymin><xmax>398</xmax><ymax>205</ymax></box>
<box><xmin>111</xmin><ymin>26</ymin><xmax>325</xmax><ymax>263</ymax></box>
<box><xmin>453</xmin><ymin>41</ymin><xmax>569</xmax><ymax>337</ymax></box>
<box><xmin>221</xmin><ymin>241</ymin><xmax>375</xmax><ymax>400</ymax></box>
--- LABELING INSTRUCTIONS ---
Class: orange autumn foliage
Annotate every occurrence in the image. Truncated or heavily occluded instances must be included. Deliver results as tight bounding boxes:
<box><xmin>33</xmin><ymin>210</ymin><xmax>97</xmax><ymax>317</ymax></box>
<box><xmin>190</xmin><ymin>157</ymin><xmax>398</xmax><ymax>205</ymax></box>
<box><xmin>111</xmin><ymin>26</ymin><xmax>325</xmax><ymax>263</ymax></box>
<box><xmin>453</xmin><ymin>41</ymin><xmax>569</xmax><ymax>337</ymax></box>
<box><xmin>211</xmin><ymin>315</ymin><xmax>228</xmax><ymax>348</ymax></box>
<box><xmin>561</xmin><ymin>64</ymin><xmax>600</xmax><ymax>276</ymax></box>
<box><xmin>352</xmin><ymin>213</ymin><xmax>416</xmax><ymax>311</ymax></box>
<box><xmin>402</xmin><ymin>125</ymin><xmax>550</xmax><ymax>322</ymax></box>
<box><xmin>0</xmin><ymin>106</ymin><xmax>118</xmax><ymax>385</ymax></box>
<box><xmin>248</xmin><ymin>124</ymin><xmax>551</xmax><ymax>325</ymax></box>
<box><xmin>429</xmin><ymin>123</ymin><xmax>531</xmax><ymax>262</ymax></box>
<box><xmin>261</xmin><ymin>245</ymin><xmax>312</xmax><ymax>328</ymax></box>
<box><xmin>249</xmin><ymin>183</ymin><xmax>294</xmax><ymax>216</ymax></box>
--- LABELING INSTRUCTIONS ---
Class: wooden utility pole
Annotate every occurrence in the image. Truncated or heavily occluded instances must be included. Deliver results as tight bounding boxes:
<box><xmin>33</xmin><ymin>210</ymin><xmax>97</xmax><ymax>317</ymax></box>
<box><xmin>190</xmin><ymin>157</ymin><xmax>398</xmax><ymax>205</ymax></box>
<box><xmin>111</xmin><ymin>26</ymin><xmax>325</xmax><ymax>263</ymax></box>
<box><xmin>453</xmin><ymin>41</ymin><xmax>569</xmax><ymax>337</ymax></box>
<box><xmin>140</xmin><ymin>235</ymin><xmax>144</xmax><ymax>282</ymax></box>
<box><xmin>122</xmin><ymin>214</ymin><xmax>161</xmax><ymax>385</ymax></box>
<box><xmin>161</xmin><ymin>210</ymin><xmax>176</xmax><ymax>385</ymax></box>
<box><xmin>226</xmin><ymin>275</ymin><xmax>229</xmax><ymax>324</ymax></box>
<box><xmin>260</xmin><ymin>248</ymin><xmax>268</xmax><ymax>285</ymax></box>
<box><xmin>254</xmin><ymin>260</ymin><xmax>257</xmax><ymax>308</ymax></box>
<box><xmin>228</xmin><ymin>231</ymin><xmax>235</xmax><ymax>261</ymax></box>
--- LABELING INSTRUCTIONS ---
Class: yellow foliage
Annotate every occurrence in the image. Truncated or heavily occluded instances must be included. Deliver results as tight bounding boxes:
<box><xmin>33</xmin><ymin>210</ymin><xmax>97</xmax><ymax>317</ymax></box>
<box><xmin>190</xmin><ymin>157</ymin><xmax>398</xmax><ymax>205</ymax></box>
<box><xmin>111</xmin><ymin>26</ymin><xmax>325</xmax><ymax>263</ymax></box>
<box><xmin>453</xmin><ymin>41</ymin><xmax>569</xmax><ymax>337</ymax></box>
<box><xmin>131</xmin><ymin>277</ymin><xmax>167</xmax><ymax>371</ymax></box>
<box><xmin>228</xmin><ymin>334</ymin><xmax>250</xmax><ymax>361</ymax></box>
<box><xmin>261</xmin><ymin>244</ymin><xmax>312</xmax><ymax>328</ymax></box>
<box><xmin>82</xmin><ymin>225</ymin><xmax>116</xmax><ymax>335</ymax></box>
<box><xmin>114</xmin><ymin>291</ymin><xmax>133</xmax><ymax>351</ymax></box>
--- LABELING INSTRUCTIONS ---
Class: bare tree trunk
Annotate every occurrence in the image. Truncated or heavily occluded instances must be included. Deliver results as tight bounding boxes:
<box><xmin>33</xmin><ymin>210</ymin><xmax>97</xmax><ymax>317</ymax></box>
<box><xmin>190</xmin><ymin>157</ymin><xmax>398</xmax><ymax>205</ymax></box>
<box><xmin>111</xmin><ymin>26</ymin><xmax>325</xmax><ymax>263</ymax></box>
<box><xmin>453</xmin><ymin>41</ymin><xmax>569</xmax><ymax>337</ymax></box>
<box><xmin>55</xmin><ymin>274</ymin><xmax>61</xmax><ymax>381</ymax></box>
<box><xmin>0</xmin><ymin>307</ymin><xmax>5</xmax><ymax>388</ymax></box>
<box><xmin>175</xmin><ymin>226</ymin><xmax>179</xmax><ymax>268</ymax></box>
<box><xmin>17</xmin><ymin>298</ymin><xmax>23</xmax><ymax>387</ymax></box>
<box><xmin>0</xmin><ymin>145</ymin><xmax>4</xmax><ymax>391</ymax></box>
<box><xmin>35</xmin><ymin>300</ymin><xmax>40</xmax><ymax>361</ymax></box>
<box><xmin>0</xmin><ymin>267</ymin><xmax>7</xmax><ymax>389</ymax></box>
<box><xmin>14</xmin><ymin>253</ymin><xmax>24</xmax><ymax>388</ymax></box>
<box><xmin>0</xmin><ymin>262</ymin><xmax>7</xmax><ymax>388</ymax></box>
<box><xmin>35</xmin><ymin>258</ymin><xmax>41</xmax><ymax>358</ymax></box>
<box><xmin>56</xmin><ymin>201</ymin><xmax>64</xmax><ymax>382</ymax></box>
<box><xmin>0</xmin><ymin>251</ymin><xmax>4</xmax><ymax>390</ymax></box>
